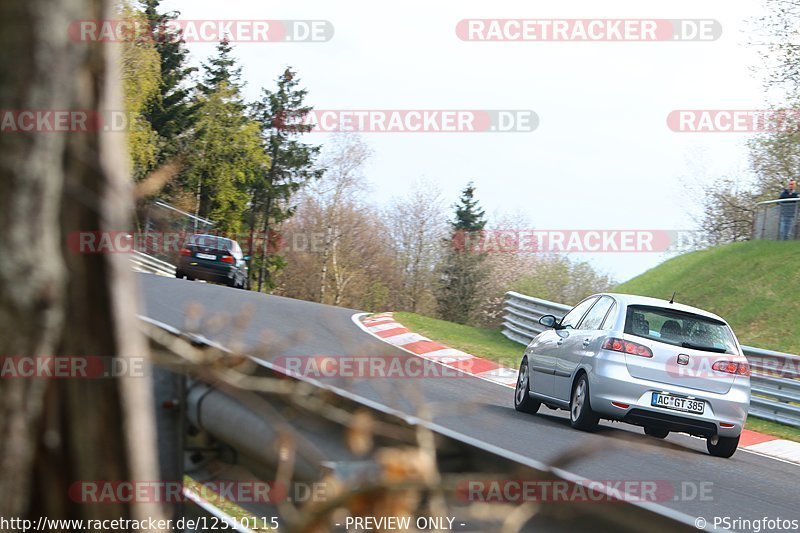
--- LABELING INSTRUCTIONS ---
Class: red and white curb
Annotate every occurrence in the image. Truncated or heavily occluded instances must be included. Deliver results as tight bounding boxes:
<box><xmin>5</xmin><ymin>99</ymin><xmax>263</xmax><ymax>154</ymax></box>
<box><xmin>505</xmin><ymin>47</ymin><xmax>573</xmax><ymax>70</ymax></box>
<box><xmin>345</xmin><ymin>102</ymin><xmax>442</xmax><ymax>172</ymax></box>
<box><xmin>356</xmin><ymin>312</ymin><xmax>800</xmax><ymax>465</ymax></box>
<box><xmin>739</xmin><ymin>432</ymin><xmax>800</xmax><ymax>463</ymax></box>
<box><xmin>358</xmin><ymin>313</ymin><xmax>519</xmax><ymax>388</ymax></box>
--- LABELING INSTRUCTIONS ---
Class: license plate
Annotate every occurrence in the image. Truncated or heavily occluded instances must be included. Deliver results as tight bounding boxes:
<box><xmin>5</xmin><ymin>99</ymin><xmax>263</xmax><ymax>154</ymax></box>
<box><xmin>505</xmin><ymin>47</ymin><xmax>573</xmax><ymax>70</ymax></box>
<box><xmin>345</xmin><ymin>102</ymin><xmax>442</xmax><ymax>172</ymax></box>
<box><xmin>196</xmin><ymin>253</ymin><xmax>216</xmax><ymax>260</ymax></box>
<box><xmin>651</xmin><ymin>393</ymin><xmax>705</xmax><ymax>414</ymax></box>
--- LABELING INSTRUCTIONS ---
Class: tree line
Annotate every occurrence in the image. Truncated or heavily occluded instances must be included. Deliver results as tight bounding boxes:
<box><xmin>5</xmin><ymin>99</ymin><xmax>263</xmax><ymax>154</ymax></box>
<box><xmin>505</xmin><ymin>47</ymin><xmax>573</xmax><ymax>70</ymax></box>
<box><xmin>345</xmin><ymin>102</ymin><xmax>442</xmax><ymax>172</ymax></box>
<box><xmin>123</xmin><ymin>0</ymin><xmax>612</xmax><ymax>325</ymax></box>
<box><xmin>273</xmin><ymin>163</ymin><xmax>613</xmax><ymax>326</ymax></box>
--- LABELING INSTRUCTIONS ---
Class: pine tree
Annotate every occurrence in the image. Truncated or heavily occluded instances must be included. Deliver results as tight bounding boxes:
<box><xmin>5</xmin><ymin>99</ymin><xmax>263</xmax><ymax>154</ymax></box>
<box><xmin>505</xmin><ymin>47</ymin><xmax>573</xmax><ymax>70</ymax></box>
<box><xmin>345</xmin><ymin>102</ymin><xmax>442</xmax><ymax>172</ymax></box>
<box><xmin>185</xmin><ymin>41</ymin><xmax>268</xmax><ymax>233</ymax></box>
<box><xmin>141</xmin><ymin>0</ymin><xmax>196</xmax><ymax>161</ymax></box>
<box><xmin>452</xmin><ymin>184</ymin><xmax>487</xmax><ymax>232</ymax></box>
<box><xmin>197</xmin><ymin>38</ymin><xmax>243</xmax><ymax>97</ymax></box>
<box><xmin>436</xmin><ymin>182</ymin><xmax>488</xmax><ymax>324</ymax></box>
<box><xmin>249</xmin><ymin>68</ymin><xmax>323</xmax><ymax>291</ymax></box>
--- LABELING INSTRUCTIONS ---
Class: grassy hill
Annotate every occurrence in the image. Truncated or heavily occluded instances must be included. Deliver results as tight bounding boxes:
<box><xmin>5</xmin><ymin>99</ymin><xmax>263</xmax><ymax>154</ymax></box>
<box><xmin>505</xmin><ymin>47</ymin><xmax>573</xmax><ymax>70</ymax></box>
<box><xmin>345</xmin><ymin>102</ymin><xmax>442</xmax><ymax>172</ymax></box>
<box><xmin>615</xmin><ymin>241</ymin><xmax>800</xmax><ymax>354</ymax></box>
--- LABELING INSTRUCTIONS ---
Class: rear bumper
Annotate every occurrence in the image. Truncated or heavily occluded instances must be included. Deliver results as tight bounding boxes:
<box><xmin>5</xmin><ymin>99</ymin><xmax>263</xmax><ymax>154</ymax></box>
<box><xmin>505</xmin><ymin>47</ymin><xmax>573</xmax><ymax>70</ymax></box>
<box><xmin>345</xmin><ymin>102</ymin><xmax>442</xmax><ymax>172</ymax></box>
<box><xmin>621</xmin><ymin>409</ymin><xmax>718</xmax><ymax>438</ymax></box>
<box><xmin>587</xmin><ymin>353</ymin><xmax>750</xmax><ymax>438</ymax></box>
<box><xmin>177</xmin><ymin>258</ymin><xmax>235</xmax><ymax>284</ymax></box>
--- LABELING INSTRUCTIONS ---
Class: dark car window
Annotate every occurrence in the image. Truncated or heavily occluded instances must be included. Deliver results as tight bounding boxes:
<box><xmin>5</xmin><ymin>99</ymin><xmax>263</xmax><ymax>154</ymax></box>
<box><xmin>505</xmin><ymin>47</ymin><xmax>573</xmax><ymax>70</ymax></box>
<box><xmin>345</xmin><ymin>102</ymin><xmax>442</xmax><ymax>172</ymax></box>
<box><xmin>560</xmin><ymin>297</ymin><xmax>598</xmax><ymax>329</ymax></box>
<box><xmin>578</xmin><ymin>296</ymin><xmax>615</xmax><ymax>330</ymax></box>
<box><xmin>189</xmin><ymin>235</ymin><xmax>232</xmax><ymax>252</ymax></box>
<box><xmin>624</xmin><ymin>305</ymin><xmax>738</xmax><ymax>354</ymax></box>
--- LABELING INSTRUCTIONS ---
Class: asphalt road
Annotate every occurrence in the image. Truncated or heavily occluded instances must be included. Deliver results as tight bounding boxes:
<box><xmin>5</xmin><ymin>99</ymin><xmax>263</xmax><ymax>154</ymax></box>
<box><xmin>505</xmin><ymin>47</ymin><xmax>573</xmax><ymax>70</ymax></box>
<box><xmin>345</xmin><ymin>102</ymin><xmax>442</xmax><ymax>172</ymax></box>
<box><xmin>139</xmin><ymin>274</ymin><xmax>800</xmax><ymax>529</ymax></box>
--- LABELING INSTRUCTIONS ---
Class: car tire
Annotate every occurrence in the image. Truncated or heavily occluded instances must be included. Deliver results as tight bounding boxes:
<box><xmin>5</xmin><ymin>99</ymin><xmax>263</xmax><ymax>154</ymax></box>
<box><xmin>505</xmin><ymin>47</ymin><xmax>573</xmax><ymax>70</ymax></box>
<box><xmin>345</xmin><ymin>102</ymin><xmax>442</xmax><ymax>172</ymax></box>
<box><xmin>514</xmin><ymin>357</ymin><xmax>541</xmax><ymax>414</ymax></box>
<box><xmin>644</xmin><ymin>426</ymin><xmax>669</xmax><ymax>439</ymax></box>
<box><xmin>175</xmin><ymin>270</ymin><xmax>185</xmax><ymax>279</ymax></box>
<box><xmin>570</xmin><ymin>374</ymin><xmax>600</xmax><ymax>431</ymax></box>
<box><xmin>707</xmin><ymin>434</ymin><xmax>739</xmax><ymax>458</ymax></box>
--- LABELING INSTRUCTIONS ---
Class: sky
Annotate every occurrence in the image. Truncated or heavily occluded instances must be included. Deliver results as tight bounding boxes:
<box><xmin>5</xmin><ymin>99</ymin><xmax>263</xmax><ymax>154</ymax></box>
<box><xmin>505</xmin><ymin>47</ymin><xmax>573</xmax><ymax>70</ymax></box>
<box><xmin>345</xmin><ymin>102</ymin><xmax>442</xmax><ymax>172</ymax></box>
<box><xmin>161</xmin><ymin>0</ymin><xmax>772</xmax><ymax>283</ymax></box>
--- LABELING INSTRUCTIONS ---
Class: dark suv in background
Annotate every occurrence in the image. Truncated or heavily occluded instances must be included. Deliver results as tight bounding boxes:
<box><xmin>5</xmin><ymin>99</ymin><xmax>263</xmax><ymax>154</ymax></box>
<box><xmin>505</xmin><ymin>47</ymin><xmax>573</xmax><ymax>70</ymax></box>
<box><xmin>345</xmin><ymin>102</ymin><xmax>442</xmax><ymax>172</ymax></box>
<box><xmin>176</xmin><ymin>234</ymin><xmax>250</xmax><ymax>290</ymax></box>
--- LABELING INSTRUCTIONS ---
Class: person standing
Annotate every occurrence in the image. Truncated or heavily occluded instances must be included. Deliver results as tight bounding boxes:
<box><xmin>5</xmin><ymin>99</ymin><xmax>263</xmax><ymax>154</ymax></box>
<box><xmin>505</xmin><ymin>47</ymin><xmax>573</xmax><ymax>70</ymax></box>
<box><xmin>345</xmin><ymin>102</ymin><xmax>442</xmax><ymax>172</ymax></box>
<box><xmin>779</xmin><ymin>179</ymin><xmax>799</xmax><ymax>240</ymax></box>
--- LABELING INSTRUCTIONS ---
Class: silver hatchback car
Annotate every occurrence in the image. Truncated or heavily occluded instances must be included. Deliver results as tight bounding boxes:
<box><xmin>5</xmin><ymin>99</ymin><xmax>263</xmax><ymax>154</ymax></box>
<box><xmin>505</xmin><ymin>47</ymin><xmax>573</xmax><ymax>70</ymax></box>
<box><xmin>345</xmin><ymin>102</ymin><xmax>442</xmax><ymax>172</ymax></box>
<box><xmin>514</xmin><ymin>293</ymin><xmax>751</xmax><ymax>458</ymax></box>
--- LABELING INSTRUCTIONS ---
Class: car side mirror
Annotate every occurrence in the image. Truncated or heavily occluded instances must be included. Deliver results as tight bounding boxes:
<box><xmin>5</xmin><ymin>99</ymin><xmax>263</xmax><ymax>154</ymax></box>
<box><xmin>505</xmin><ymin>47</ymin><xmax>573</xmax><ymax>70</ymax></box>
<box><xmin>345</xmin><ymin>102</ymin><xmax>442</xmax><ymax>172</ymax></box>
<box><xmin>539</xmin><ymin>315</ymin><xmax>558</xmax><ymax>329</ymax></box>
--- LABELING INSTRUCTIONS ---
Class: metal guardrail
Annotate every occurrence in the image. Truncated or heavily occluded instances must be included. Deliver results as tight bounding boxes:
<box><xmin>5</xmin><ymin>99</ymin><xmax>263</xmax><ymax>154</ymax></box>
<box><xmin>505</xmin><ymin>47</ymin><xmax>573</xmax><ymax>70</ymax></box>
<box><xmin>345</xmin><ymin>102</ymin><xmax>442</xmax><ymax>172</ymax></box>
<box><xmin>131</xmin><ymin>250</ymin><xmax>177</xmax><ymax>277</ymax></box>
<box><xmin>502</xmin><ymin>291</ymin><xmax>800</xmax><ymax>428</ymax></box>
<box><xmin>142</xmin><ymin>317</ymin><xmax>698</xmax><ymax>532</ymax></box>
<box><xmin>753</xmin><ymin>197</ymin><xmax>799</xmax><ymax>241</ymax></box>
<box><xmin>740</xmin><ymin>346</ymin><xmax>800</xmax><ymax>427</ymax></box>
<box><xmin>502</xmin><ymin>291</ymin><xmax>571</xmax><ymax>345</ymax></box>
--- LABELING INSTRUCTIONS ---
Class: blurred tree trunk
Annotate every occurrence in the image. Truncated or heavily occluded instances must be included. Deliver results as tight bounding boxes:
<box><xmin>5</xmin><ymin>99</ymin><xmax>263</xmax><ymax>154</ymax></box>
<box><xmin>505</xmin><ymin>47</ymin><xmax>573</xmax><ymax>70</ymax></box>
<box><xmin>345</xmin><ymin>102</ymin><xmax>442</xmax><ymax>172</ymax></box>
<box><xmin>0</xmin><ymin>0</ymin><xmax>163</xmax><ymax>528</ymax></box>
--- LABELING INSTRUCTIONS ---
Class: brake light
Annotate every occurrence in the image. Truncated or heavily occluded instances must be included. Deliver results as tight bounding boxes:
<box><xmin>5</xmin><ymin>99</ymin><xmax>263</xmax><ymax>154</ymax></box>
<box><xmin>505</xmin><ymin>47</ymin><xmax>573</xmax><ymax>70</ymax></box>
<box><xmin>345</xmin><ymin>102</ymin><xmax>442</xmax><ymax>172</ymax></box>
<box><xmin>711</xmin><ymin>361</ymin><xmax>750</xmax><ymax>376</ymax></box>
<box><xmin>221</xmin><ymin>255</ymin><xmax>234</xmax><ymax>264</ymax></box>
<box><xmin>179</xmin><ymin>248</ymin><xmax>191</xmax><ymax>256</ymax></box>
<box><xmin>602</xmin><ymin>337</ymin><xmax>653</xmax><ymax>358</ymax></box>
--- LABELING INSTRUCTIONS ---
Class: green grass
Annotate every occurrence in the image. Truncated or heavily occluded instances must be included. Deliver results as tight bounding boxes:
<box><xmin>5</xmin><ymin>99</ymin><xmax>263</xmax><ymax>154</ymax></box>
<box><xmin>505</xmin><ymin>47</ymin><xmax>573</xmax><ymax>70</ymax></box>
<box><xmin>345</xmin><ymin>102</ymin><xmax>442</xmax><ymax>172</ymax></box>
<box><xmin>393</xmin><ymin>312</ymin><xmax>523</xmax><ymax>368</ymax></box>
<box><xmin>744</xmin><ymin>417</ymin><xmax>800</xmax><ymax>442</ymax></box>
<box><xmin>616</xmin><ymin>241</ymin><xmax>800</xmax><ymax>355</ymax></box>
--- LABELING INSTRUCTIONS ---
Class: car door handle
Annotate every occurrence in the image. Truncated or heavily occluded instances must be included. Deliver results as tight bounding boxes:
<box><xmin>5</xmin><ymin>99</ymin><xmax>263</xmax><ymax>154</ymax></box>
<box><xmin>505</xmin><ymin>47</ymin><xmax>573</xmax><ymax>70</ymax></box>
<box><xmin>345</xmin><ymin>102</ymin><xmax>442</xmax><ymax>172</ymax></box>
<box><xmin>557</xmin><ymin>339</ymin><xmax>564</xmax><ymax>346</ymax></box>
<box><xmin>582</xmin><ymin>338</ymin><xmax>591</xmax><ymax>347</ymax></box>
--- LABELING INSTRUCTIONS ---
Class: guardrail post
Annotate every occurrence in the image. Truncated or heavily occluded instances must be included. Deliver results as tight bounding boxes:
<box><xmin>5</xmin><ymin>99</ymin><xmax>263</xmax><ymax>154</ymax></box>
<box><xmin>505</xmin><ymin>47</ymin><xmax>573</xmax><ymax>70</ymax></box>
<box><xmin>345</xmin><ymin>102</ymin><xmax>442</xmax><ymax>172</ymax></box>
<box><xmin>152</xmin><ymin>366</ymin><xmax>186</xmax><ymax>526</ymax></box>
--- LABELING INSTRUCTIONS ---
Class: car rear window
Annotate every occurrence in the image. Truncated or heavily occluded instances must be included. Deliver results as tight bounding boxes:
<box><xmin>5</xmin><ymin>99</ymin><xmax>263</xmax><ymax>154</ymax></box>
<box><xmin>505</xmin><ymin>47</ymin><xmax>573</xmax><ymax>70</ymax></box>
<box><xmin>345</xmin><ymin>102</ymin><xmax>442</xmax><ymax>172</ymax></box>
<box><xmin>624</xmin><ymin>305</ymin><xmax>738</xmax><ymax>354</ymax></box>
<box><xmin>188</xmin><ymin>235</ymin><xmax>232</xmax><ymax>251</ymax></box>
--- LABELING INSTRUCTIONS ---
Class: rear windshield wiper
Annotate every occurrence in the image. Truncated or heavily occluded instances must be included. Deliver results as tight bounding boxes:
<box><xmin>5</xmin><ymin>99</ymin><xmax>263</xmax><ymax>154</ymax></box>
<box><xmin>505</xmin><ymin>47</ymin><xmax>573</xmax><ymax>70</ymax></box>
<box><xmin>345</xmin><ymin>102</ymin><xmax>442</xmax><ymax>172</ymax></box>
<box><xmin>680</xmin><ymin>341</ymin><xmax>727</xmax><ymax>353</ymax></box>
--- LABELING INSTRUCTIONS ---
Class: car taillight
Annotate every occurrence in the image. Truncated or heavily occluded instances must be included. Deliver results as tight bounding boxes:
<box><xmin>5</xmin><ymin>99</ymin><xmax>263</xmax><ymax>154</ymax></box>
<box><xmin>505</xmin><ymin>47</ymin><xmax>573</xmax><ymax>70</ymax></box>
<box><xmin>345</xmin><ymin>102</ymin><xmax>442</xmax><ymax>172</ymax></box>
<box><xmin>221</xmin><ymin>255</ymin><xmax>234</xmax><ymax>264</ymax></box>
<box><xmin>179</xmin><ymin>248</ymin><xmax>191</xmax><ymax>256</ymax></box>
<box><xmin>712</xmin><ymin>361</ymin><xmax>750</xmax><ymax>376</ymax></box>
<box><xmin>602</xmin><ymin>337</ymin><xmax>653</xmax><ymax>358</ymax></box>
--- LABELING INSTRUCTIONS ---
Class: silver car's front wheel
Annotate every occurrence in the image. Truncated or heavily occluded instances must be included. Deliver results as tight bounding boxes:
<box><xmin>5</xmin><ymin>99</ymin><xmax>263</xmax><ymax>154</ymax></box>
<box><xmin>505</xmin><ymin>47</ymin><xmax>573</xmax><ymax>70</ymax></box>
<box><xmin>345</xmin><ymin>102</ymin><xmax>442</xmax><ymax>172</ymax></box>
<box><xmin>514</xmin><ymin>358</ymin><xmax>541</xmax><ymax>414</ymax></box>
<box><xmin>569</xmin><ymin>374</ymin><xmax>599</xmax><ymax>431</ymax></box>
